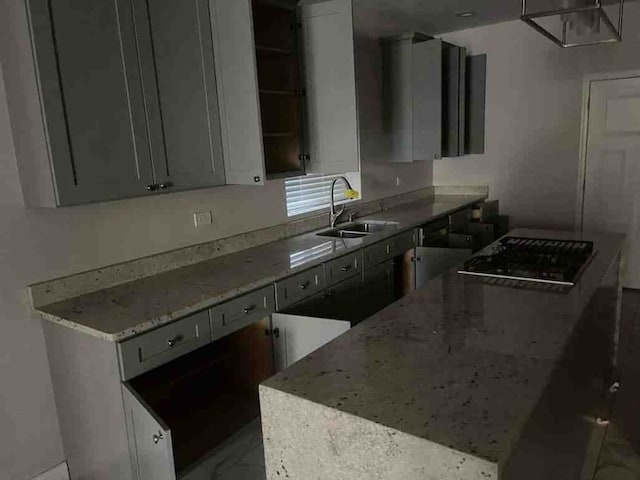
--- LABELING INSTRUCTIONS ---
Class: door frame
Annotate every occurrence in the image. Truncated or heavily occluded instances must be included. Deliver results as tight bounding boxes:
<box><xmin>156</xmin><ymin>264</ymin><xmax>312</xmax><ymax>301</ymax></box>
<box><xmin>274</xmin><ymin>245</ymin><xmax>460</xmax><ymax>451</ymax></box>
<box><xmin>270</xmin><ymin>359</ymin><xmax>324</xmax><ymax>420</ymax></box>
<box><xmin>575</xmin><ymin>69</ymin><xmax>640</xmax><ymax>231</ymax></box>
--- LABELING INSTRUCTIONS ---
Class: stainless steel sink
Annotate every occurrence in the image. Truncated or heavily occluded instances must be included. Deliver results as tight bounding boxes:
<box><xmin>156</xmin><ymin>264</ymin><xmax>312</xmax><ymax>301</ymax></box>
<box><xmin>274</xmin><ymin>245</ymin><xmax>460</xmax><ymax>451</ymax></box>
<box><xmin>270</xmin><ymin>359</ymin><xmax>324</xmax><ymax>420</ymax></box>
<box><xmin>317</xmin><ymin>221</ymin><xmax>399</xmax><ymax>239</ymax></box>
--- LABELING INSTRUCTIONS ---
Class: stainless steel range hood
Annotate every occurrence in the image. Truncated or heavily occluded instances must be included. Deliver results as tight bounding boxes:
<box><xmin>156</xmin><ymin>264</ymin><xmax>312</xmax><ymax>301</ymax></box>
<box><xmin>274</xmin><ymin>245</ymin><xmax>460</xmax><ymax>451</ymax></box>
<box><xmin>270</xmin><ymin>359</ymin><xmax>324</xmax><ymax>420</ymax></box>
<box><xmin>521</xmin><ymin>0</ymin><xmax>624</xmax><ymax>47</ymax></box>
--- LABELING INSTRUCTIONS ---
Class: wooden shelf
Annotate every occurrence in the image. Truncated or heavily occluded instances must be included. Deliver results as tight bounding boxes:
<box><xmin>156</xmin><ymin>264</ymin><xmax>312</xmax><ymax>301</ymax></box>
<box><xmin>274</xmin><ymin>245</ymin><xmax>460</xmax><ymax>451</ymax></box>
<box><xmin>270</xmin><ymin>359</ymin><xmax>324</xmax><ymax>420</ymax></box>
<box><xmin>255</xmin><ymin>45</ymin><xmax>292</xmax><ymax>55</ymax></box>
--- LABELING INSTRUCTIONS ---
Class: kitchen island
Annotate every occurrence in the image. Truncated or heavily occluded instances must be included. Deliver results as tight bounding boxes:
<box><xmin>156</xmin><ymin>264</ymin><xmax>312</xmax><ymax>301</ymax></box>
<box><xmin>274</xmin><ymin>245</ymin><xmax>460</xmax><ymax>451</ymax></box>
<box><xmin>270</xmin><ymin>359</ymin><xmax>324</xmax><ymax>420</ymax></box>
<box><xmin>260</xmin><ymin>229</ymin><xmax>624</xmax><ymax>480</ymax></box>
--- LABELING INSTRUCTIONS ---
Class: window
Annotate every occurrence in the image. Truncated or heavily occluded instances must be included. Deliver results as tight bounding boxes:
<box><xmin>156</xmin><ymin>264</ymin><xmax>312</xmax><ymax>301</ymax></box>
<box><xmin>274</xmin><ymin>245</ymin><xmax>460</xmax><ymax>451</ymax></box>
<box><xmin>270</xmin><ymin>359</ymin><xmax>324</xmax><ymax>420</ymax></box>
<box><xmin>285</xmin><ymin>173</ymin><xmax>359</xmax><ymax>217</ymax></box>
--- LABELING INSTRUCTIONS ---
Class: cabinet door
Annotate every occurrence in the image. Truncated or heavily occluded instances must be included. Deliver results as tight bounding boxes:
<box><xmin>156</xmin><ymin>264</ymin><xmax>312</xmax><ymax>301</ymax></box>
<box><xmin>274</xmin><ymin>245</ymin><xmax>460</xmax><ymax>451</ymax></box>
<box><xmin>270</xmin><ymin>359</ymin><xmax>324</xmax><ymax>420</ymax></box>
<box><xmin>135</xmin><ymin>0</ymin><xmax>226</xmax><ymax>191</ymax></box>
<box><xmin>300</xmin><ymin>0</ymin><xmax>359</xmax><ymax>175</ymax></box>
<box><xmin>362</xmin><ymin>260</ymin><xmax>395</xmax><ymax>317</ymax></box>
<box><xmin>442</xmin><ymin>43</ymin><xmax>466</xmax><ymax>158</ymax></box>
<box><xmin>414</xmin><ymin>246</ymin><xmax>472</xmax><ymax>289</ymax></box>
<box><xmin>465</xmin><ymin>55</ymin><xmax>487</xmax><ymax>154</ymax></box>
<box><xmin>122</xmin><ymin>384</ymin><xmax>176</xmax><ymax>480</ymax></box>
<box><xmin>272</xmin><ymin>313</ymin><xmax>350</xmax><ymax>371</ymax></box>
<box><xmin>209</xmin><ymin>0</ymin><xmax>267</xmax><ymax>185</ymax></box>
<box><xmin>413</xmin><ymin>40</ymin><xmax>443</xmax><ymax>161</ymax></box>
<box><xmin>28</xmin><ymin>0</ymin><xmax>156</xmax><ymax>205</ymax></box>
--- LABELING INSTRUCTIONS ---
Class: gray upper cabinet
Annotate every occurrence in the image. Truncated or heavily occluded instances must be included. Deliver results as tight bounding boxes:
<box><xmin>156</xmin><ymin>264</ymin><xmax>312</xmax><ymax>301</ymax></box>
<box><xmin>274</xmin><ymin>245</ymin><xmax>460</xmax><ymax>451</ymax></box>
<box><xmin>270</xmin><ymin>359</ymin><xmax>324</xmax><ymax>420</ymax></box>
<box><xmin>26</xmin><ymin>0</ymin><xmax>156</xmax><ymax>206</ymax></box>
<box><xmin>209</xmin><ymin>0</ymin><xmax>267</xmax><ymax>186</ymax></box>
<box><xmin>300</xmin><ymin>0</ymin><xmax>360</xmax><ymax>175</ymax></box>
<box><xmin>383</xmin><ymin>34</ymin><xmax>485</xmax><ymax>163</ymax></box>
<box><xmin>383</xmin><ymin>34</ymin><xmax>443</xmax><ymax>163</ymax></box>
<box><xmin>135</xmin><ymin>0</ymin><xmax>226</xmax><ymax>192</ymax></box>
<box><xmin>22</xmin><ymin>0</ymin><xmax>225</xmax><ymax>206</ymax></box>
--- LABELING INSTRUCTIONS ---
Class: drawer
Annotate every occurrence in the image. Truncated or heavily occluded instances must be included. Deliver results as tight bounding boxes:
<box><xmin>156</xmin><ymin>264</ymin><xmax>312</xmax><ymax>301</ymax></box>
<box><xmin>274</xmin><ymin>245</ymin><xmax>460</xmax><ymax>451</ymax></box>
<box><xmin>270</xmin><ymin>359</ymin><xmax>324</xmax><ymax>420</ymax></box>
<box><xmin>324</xmin><ymin>250</ymin><xmax>362</xmax><ymax>286</ymax></box>
<box><xmin>118</xmin><ymin>310</ymin><xmax>211</xmax><ymax>381</ymax></box>
<box><xmin>392</xmin><ymin>229</ymin><xmax>418</xmax><ymax>257</ymax></box>
<box><xmin>276</xmin><ymin>265</ymin><xmax>325</xmax><ymax>310</ymax></box>
<box><xmin>423</xmin><ymin>231</ymin><xmax>473</xmax><ymax>249</ymax></box>
<box><xmin>362</xmin><ymin>238</ymin><xmax>394</xmax><ymax>269</ymax></box>
<box><xmin>468</xmin><ymin>222</ymin><xmax>495</xmax><ymax>250</ymax></box>
<box><xmin>210</xmin><ymin>285</ymin><xmax>275</xmax><ymax>341</ymax></box>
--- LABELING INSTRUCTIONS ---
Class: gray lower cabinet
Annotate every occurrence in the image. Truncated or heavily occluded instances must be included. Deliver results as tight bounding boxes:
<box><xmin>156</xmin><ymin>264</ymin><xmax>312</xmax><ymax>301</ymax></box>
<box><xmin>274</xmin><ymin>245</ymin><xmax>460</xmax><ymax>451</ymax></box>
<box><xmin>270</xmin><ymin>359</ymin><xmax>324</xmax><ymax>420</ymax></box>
<box><xmin>20</xmin><ymin>0</ymin><xmax>225</xmax><ymax>206</ymax></box>
<box><xmin>272</xmin><ymin>312</ymin><xmax>351</xmax><ymax>371</ymax></box>
<box><xmin>362</xmin><ymin>260</ymin><xmax>395</xmax><ymax>316</ymax></box>
<box><xmin>122</xmin><ymin>384</ymin><xmax>176</xmax><ymax>480</ymax></box>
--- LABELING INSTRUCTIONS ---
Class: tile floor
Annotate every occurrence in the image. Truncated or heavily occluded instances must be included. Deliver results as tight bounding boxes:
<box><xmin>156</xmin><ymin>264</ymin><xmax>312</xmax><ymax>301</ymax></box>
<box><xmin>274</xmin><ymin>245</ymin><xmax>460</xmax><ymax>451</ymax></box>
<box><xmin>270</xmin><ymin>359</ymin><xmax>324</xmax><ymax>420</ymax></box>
<box><xmin>210</xmin><ymin>291</ymin><xmax>640</xmax><ymax>480</ymax></box>
<box><xmin>209</xmin><ymin>420</ymin><xmax>266</xmax><ymax>480</ymax></box>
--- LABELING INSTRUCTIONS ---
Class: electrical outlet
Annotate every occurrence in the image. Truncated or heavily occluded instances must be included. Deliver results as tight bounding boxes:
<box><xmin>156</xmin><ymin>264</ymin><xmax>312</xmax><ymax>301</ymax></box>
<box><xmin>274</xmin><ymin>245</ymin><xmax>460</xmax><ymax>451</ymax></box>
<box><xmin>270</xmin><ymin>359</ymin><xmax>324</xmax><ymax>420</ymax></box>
<box><xmin>194</xmin><ymin>211</ymin><xmax>213</xmax><ymax>227</ymax></box>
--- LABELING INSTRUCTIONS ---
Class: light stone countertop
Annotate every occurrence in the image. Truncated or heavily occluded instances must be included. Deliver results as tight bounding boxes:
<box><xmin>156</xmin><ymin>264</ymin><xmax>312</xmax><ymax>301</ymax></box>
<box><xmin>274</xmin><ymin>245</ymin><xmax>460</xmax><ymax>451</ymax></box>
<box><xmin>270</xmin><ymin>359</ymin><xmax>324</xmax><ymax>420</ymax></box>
<box><xmin>33</xmin><ymin>194</ymin><xmax>486</xmax><ymax>341</ymax></box>
<box><xmin>261</xmin><ymin>228</ymin><xmax>625</xmax><ymax>476</ymax></box>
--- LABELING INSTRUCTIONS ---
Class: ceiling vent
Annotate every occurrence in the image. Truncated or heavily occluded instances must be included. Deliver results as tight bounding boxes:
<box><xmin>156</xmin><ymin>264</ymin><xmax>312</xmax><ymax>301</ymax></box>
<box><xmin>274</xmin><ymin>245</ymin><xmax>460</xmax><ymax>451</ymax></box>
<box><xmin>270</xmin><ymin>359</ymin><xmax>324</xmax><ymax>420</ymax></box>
<box><xmin>521</xmin><ymin>0</ymin><xmax>624</xmax><ymax>47</ymax></box>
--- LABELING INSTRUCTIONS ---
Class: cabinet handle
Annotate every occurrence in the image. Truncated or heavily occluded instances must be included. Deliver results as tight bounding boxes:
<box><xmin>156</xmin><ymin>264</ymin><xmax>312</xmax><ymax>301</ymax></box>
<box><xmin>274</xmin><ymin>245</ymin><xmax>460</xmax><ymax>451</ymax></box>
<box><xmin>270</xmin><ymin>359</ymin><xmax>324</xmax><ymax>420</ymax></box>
<box><xmin>166</xmin><ymin>335</ymin><xmax>184</xmax><ymax>348</ymax></box>
<box><xmin>253</xmin><ymin>176</ymin><xmax>262</xmax><ymax>183</ymax></box>
<box><xmin>411</xmin><ymin>256</ymin><xmax>421</xmax><ymax>263</ymax></box>
<box><xmin>153</xmin><ymin>431</ymin><xmax>164</xmax><ymax>444</ymax></box>
<box><xmin>158</xmin><ymin>182</ymin><xmax>173</xmax><ymax>190</ymax></box>
<box><xmin>434</xmin><ymin>153</ymin><xmax>441</xmax><ymax>159</ymax></box>
<box><xmin>340</xmin><ymin>265</ymin><xmax>351</xmax><ymax>272</ymax></box>
<box><xmin>273</xmin><ymin>327</ymin><xmax>280</xmax><ymax>338</ymax></box>
<box><xmin>243</xmin><ymin>305</ymin><xmax>257</xmax><ymax>314</ymax></box>
<box><xmin>146</xmin><ymin>184</ymin><xmax>158</xmax><ymax>192</ymax></box>
<box><xmin>386</xmin><ymin>244</ymin><xmax>391</xmax><ymax>255</ymax></box>
<box><xmin>299</xmin><ymin>281</ymin><xmax>310</xmax><ymax>290</ymax></box>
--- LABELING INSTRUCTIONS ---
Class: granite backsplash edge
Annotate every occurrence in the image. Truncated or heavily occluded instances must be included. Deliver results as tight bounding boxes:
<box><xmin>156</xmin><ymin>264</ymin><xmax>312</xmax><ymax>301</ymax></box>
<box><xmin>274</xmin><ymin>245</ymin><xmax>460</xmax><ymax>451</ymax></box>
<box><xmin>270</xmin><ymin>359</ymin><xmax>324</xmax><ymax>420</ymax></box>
<box><xmin>28</xmin><ymin>185</ymin><xmax>489</xmax><ymax>308</ymax></box>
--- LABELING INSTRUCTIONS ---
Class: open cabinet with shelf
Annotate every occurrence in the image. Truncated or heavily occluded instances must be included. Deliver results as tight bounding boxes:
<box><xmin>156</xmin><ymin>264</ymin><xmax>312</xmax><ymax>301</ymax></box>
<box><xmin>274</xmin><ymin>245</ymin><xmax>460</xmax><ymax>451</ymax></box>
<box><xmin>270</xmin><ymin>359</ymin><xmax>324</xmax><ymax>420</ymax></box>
<box><xmin>123</xmin><ymin>318</ymin><xmax>273</xmax><ymax>479</ymax></box>
<box><xmin>252</xmin><ymin>0</ymin><xmax>306</xmax><ymax>179</ymax></box>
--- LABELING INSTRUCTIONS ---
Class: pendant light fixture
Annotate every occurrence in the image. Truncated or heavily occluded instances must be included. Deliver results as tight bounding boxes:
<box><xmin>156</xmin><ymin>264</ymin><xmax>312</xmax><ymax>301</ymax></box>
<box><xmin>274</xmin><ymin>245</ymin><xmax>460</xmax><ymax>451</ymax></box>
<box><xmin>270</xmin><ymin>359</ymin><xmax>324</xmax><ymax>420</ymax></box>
<box><xmin>521</xmin><ymin>0</ymin><xmax>624</xmax><ymax>47</ymax></box>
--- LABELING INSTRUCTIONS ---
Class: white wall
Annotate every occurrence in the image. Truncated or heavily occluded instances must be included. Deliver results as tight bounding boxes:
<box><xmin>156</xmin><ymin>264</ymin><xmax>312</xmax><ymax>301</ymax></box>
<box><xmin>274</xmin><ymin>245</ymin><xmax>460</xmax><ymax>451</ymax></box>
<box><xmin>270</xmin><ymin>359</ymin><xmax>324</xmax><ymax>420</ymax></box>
<box><xmin>0</xmin><ymin>1</ymin><xmax>433</xmax><ymax>478</ymax></box>
<box><xmin>436</xmin><ymin>2</ymin><xmax>640</xmax><ymax>229</ymax></box>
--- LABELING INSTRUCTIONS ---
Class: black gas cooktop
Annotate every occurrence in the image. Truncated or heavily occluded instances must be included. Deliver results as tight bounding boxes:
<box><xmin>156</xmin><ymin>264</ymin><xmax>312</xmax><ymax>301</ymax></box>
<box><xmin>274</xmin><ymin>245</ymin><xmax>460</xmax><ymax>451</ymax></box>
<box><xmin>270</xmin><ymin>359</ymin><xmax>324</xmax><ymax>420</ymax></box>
<box><xmin>458</xmin><ymin>236</ymin><xmax>595</xmax><ymax>286</ymax></box>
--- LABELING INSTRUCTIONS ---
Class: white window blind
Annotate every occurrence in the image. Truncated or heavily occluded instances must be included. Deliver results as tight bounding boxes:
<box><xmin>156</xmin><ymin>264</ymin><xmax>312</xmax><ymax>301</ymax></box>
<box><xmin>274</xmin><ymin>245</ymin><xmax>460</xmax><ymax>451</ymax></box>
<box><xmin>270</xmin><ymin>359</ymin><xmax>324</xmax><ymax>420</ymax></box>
<box><xmin>285</xmin><ymin>173</ymin><xmax>354</xmax><ymax>217</ymax></box>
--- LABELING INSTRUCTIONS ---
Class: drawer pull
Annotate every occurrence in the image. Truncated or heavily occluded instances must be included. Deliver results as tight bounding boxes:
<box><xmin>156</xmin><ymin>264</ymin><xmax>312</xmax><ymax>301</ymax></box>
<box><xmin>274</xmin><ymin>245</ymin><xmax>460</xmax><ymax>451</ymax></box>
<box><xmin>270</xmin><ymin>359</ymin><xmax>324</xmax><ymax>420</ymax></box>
<box><xmin>340</xmin><ymin>265</ymin><xmax>351</xmax><ymax>272</ymax></box>
<box><xmin>153</xmin><ymin>431</ymin><xmax>164</xmax><ymax>444</ymax></box>
<box><xmin>166</xmin><ymin>335</ymin><xmax>184</xmax><ymax>348</ymax></box>
<box><xmin>386</xmin><ymin>244</ymin><xmax>391</xmax><ymax>255</ymax></box>
<box><xmin>299</xmin><ymin>281</ymin><xmax>310</xmax><ymax>290</ymax></box>
<box><xmin>243</xmin><ymin>305</ymin><xmax>257</xmax><ymax>314</ymax></box>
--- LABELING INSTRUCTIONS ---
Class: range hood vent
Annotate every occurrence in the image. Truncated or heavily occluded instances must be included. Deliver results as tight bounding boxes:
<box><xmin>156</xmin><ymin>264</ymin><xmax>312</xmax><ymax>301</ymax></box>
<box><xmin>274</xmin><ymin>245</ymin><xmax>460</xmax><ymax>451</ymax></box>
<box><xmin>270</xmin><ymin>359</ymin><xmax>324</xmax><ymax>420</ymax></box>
<box><xmin>521</xmin><ymin>0</ymin><xmax>624</xmax><ymax>47</ymax></box>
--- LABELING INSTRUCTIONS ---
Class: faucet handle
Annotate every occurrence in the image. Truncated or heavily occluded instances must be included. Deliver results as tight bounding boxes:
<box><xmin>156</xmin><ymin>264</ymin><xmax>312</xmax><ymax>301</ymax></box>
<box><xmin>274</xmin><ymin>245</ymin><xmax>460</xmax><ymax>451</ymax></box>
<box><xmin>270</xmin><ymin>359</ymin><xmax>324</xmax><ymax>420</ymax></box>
<box><xmin>348</xmin><ymin>212</ymin><xmax>356</xmax><ymax>222</ymax></box>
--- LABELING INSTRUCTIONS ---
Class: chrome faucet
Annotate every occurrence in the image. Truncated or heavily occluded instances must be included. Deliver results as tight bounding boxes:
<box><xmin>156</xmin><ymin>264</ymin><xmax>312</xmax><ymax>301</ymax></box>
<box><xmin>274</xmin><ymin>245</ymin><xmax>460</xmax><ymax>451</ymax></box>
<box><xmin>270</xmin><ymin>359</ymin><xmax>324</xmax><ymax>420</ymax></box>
<box><xmin>330</xmin><ymin>176</ymin><xmax>354</xmax><ymax>228</ymax></box>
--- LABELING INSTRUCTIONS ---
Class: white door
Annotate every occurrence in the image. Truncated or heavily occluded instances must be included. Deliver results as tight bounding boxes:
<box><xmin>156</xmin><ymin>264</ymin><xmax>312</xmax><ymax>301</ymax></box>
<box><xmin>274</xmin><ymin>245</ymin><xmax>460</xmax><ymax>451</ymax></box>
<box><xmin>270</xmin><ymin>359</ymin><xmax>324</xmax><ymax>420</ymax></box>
<box><xmin>581</xmin><ymin>76</ymin><xmax>640</xmax><ymax>288</ymax></box>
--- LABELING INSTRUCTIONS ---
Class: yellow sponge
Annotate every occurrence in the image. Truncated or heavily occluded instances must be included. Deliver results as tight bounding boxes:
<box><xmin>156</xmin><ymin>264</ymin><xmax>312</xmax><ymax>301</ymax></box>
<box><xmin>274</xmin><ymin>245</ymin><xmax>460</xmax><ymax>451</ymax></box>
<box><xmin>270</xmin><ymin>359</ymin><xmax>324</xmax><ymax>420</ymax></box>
<box><xmin>345</xmin><ymin>189</ymin><xmax>360</xmax><ymax>200</ymax></box>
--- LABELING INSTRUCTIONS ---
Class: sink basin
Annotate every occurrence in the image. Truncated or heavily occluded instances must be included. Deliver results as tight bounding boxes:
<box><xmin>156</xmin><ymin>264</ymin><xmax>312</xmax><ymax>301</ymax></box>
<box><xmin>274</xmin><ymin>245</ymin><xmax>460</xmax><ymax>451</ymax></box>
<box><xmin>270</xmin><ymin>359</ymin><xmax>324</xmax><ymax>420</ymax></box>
<box><xmin>316</xmin><ymin>221</ymin><xmax>399</xmax><ymax>239</ymax></box>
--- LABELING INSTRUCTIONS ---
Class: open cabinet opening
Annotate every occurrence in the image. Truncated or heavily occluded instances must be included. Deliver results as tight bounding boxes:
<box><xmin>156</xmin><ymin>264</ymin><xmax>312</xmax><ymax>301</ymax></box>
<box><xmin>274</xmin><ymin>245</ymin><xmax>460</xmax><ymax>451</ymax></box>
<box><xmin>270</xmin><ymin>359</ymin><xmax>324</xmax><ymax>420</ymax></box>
<box><xmin>127</xmin><ymin>318</ymin><xmax>273</xmax><ymax>475</ymax></box>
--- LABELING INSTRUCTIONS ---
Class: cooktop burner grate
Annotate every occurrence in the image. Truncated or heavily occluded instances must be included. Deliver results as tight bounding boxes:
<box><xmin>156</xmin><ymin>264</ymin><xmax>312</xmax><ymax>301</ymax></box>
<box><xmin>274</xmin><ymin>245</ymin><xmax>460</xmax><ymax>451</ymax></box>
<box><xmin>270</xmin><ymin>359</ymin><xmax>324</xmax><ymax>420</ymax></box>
<box><xmin>458</xmin><ymin>236</ymin><xmax>595</xmax><ymax>286</ymax></box>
